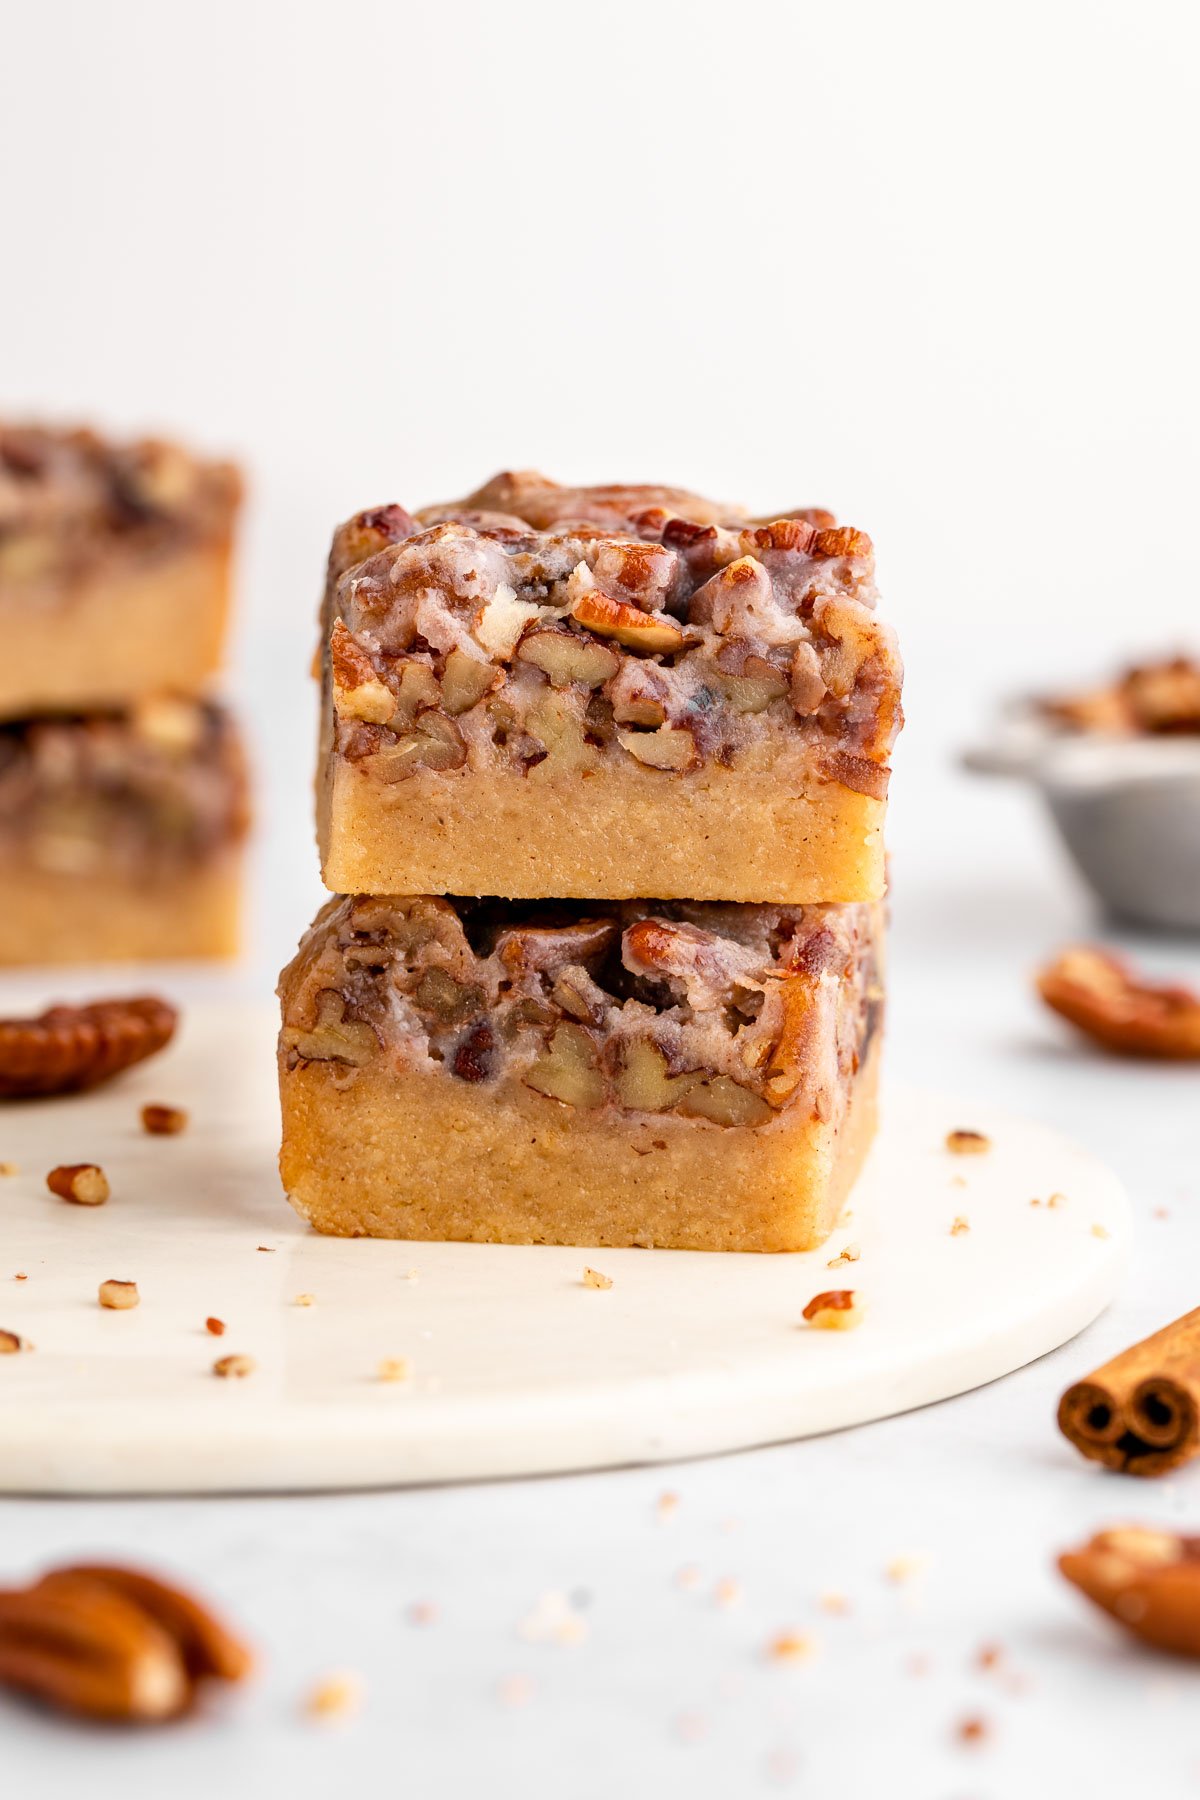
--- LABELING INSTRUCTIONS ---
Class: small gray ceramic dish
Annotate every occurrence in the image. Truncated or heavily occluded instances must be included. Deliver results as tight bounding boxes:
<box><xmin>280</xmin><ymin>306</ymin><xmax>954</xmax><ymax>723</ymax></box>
<box><xmin>965</xmin><ymin>712</ymin><xmax>1200</xmax><ymax>932</ymax></box>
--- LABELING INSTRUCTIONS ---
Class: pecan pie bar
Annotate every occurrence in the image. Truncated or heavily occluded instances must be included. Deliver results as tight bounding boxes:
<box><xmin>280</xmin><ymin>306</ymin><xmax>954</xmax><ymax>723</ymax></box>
<box><xmin>0</xmin><ymin>699</ymin><xmax>249</xmax><ymax>964</ymax></box>
<box><xmin>278</xmin><ymin>892</ymin><xmax>881</xmax><ymax>1252</ymax></box>
<box><xmin>0</xmin><ymin>423</ymin><xmax>240</xmax><ymax>718</ymax></box>
<box><xmin>316</xmin><ymin>474</ymin><xmax>902</xmax><ymax>903</ymax></box>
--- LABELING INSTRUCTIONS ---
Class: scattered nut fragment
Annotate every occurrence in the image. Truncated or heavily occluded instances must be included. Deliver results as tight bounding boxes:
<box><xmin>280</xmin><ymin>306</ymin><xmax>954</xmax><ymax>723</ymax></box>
<box><xmin>212</xmin><ymin>1355</ymin><xmax>256</xmax><ymax>1379</ymax></box>
<box><xmin>1059</xmin><ymin>1528</ymin><xmax>1200</xmax><ymax>1658</ymax></box>
<box><xmin>0</xmin><ymin>1561</ymin><xmax>252</xmax><ymax>1721</ymax></box>
<box><xmin>582</xmin><ymin>1267</ymin><xmax>613</xmax><ymax>1290</ymax></box>
<box><xmin>946</xmin><ymin>1129</ymin><xmax>990</xmax><ymax>1155</ymax></box>
<box><xmin>0</xmin><ymin>1329</ymin><xmax>28</xmax><ymax>1353</ymax></box>
<box><xmin>1091</xmin><ymin>1223</ymin><xmax>1111</xmax><ymax>1240</ymax></box>
<box><xmin>950</xmin><ymin>1216</ymin><xmax>970</xmax><ymax>1237</ymax></box>
<box><xmin>294</xmin><ymin>1293</ymin><xmax>316</xmax><ymax>1307</ymax></box>
<box><xmin>956</xmin><ymin>1715</ymin><xmax>991</xmax><ymax>1747</ymax></box>
<box><xmin>378</xmin><ymin>1358</ymin><xmax>409</xmax><ymax>1383</ymax></box>
<box><xmin>0</xmin><ymin>996</ymin><xmax>178</xmax><ymax>1098</ymax></box>
<box><xmin>0</xmin><ymin>1162</ymin><xmax>18</xmax><ymax>1177</ymax></box>
<box><xmin>46</xmin><ymin>1163</ymin><xmax>110</xmax><ymax>1206</ymax></box>
<box><xmin>713</xmin><ymin>1578</ymin><xmax>743</xmax><ymax>1610</ymax></box>
<box><xmin>305</xmin><ymin>1671</ymin><xmax>364</xmax><ymax>1722</ymax></box>
<box><xmin>767</xmin><ymin>1631</ymin><xmax>818</xmax><ymax>1664</ymax></box>
<box><xmin>885</xmin><ymin>1554</ymin><xmax>929</xmax><ymax>1585</ymax></box>
<box><xmin>13</xmin><ymin>1273</ymin><xmax>27</xmax><ymax>1282</ymax></box>
<box><xmin>141</xmin><ymin>1103</ymin><xmax>188</xmax><ymax>1136</ymax></box>
<box><xmin>99</xmin><ymin>1280</ymin><xmax>139</xmax><ymax>1311</ymax></box>
<box><xmin>819</xmin><ymin>1592</ymin><xmax>851</xmax><ymax>1616</ymax></box>
<box><xmin>827</xmin><ymin>1243</ymin><xmax>861</xmax><ymax>1269</ymax></box>
<box><xmin>656</xmin><ymin>1491</ymin><xmax>680</xmax><ymax>1523</ymax></box>
<box><xmin>1037</xmin><ymin>946</ymin><xmax>1200</xmax><ymax>1059</ymax></box>
<box><xmin>802</xmin><ymin>1290</ymin><xmax>864</xmax><ymax>1330</ymax></box>
<box><xmin>205</xmin><ymin>1317</ymin><xmax>226</xmax><ymax>1337</ymax></box>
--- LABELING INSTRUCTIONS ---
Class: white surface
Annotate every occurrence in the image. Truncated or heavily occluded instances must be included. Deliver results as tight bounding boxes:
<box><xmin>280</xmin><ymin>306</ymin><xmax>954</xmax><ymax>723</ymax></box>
<box><xmin>0</xmin><ymin>1007</ymin><xmax>1130</xmax><ymax>1493</ymax></box>
<box><xmin>2</xmin><ymin>2</ymin><xmax>1200</xmax><ymax>1794</ymax></box>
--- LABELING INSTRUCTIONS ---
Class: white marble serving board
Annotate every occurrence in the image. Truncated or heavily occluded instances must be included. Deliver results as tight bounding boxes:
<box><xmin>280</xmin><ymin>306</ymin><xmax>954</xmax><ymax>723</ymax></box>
<box><xmin>0</xmin><ymin>1003</ymin><xmax>1130</xmax><ymax>1493</ymax></box>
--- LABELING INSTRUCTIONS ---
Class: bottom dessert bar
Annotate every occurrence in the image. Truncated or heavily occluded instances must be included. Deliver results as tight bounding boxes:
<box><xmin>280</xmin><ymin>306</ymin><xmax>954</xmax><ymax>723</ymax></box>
<box><xmin>278</xmin><ymin>893</ymin><xmax>882</xmax><ymax>1253</ymax></box>
<box><xmin>0</xmin><ymin>700</ymin><xmax>249</xmax><ymax>965</ymax></box>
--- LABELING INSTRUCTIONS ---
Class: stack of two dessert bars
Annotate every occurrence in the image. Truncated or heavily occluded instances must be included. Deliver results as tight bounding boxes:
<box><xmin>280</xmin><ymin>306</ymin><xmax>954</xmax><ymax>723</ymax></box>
<box><xmin>278</xmin><ymin>473</ymin><xmax>902</xmax><ymax>1252</ymax></box>
<box><xmin>0</xmin><ymin>424</ymin><xmax>249</xmax><ymax>965</ymax></box>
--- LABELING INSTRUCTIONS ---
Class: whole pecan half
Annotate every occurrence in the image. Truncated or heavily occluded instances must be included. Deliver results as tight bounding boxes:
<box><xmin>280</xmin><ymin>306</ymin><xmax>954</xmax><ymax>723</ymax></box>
<box><xmin>0</xmin><ymin>997</ymin><xmax>178</xmax><ymax>1098</ymax></box>
<box><xmin>0</xmin><ymin>1563</ymin><xmax>252</xmax><ymax>1722</ymax></box>
<box><xmin>1059</xmin><ymin>1527</ymin><xmax>1200</xmax><ymax>1658</ymax></box>
<box><xmin>1037</xmin><ymin>947</ymin><xmax>1200</xmax><ymax>1060</ymax></box>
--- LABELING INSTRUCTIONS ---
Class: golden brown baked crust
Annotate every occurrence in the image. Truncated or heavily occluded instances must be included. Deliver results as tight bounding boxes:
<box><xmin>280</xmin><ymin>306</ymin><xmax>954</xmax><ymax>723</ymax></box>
<box><xmin>0</xmin><ymin>856</ymin><xmax>242</xmax><ymax>965</ymax></box>
<box><xmin>316</xmin><ymin>474</ymin><xmax>901</xmax><ymax>902</ymax></box>
<box><xmin>0</xmin><ymin>423</ymin><xmax>240</xmax><ymax>717</ymax></box>
<box><xmin>277</xmin><ymin>893</ymin><xmax>881</xmax><ymax>1249</ymax></box>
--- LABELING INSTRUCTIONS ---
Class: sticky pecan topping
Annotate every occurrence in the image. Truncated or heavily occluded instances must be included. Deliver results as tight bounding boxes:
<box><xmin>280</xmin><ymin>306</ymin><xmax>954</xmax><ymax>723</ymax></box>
<box><xmin>321</xmin><ymin>473</ymin><xmax>901</xmax><ymax>790</ymax></box>
<box><xmin>279</xmin><ymin>896</ymin><xmax>881</xmax><ymax>1131</ymax></box>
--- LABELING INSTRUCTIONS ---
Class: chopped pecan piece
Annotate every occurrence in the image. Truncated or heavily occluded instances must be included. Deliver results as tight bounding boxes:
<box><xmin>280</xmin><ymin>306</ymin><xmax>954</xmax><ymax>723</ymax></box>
<box><xmin>523</xmin><ymin>1023</ymin><xmax>605</xmax><ymax>1108</ymax></box>
<box><xmin>366</xmin><ymin>710</ymin><xmax>467</xmax><ymax>782</ymax></box>
<box><xmin>98</xmin><ymin>1279</ymin><xmax>139</xmax><ymax>1310</ymax></box>
<box><xmin>1037</xmin><ymin>946</ymin><xmax>1200</xmax><ymax>1059</ymax></box>
<box><xmin>213</xmin><ymin>1355</ymin><xmax>256</xmax><ymax>1379</ymax></box>
<box><xmin>141</xmin><ymin>1103</ymin><xmax>188</xmax><ymax>1136</ymax></box>
<box><xmin>802</xmin><ymin>1289</ymin><xmax>864</xmax><ymax>1329</ymax></box>
<box><xmin>676</xmin><ymin>1076</ymin><xmax>772</xmax><ymax>1127</ymax></box>
<box><xmin>570</xmin><ymin>590</ymin><xmax>685</xmax><ymax>656</ymax></box>
<box><xmin>283</xmin><ymin>991</ymin><xmax>378</xmax><ymax>1066</ymax></box>
<box><xmin>946</xmin><ymin>1129</ymin><xmax>990</xmax><ymax>1155</ymax></box>
<box><xmin>616</xmin><ymin>724</ymin><xmax>697</xmax><ymax>771</ymax></box>
<box><xmin>614</xmin><ymin>1038</ymin><xmax>700</xmax><ymax>1113</ymax></box>
<box><xmin>0</xmin><ymin>997</ymin><xmax>177</xmax><ymax>1099</ymax></box>
<box><xmin>516</xmin><ymin>625</ymin><xmax>621</xmax><ymax>689</ymax></box>
<box><xmin>46</xmin><ymin>1163</ymin><xmax>110</xmax><ymax>1206</ymax></box>
<box><xmin>329</xmin><ymin>619</ymin><xmax>394</xmax><ymax>723</ymax></box>
<box><xmin>494</xmin><ymin>917</ymin><xmax>617</xmax><ymax>978</ymax></box>
<box><xmin>440</xmin><ymin>647</ymin><xmax>500</xmax><ymax>714</ymax></box>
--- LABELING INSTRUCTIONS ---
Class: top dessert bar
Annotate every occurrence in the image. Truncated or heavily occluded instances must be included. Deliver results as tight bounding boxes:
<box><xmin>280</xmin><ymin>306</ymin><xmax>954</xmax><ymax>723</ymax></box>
<box><xmin>318</xmin><ymin>472</ymin><xmax>902</xmax><ymax>903</ymax></box>
<box><xmin>0</xmin><ymin>423</ymin><xmax>241</xmax><ymax>718</ymax></box>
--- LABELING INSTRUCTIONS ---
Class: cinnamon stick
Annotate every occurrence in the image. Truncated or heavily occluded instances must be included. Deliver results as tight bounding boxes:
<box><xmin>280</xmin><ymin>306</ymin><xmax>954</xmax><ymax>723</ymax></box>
<box><xmin>1058</xmin><ymin>1309</ymin><xmax>1200</xmax><ymax>1476</ymax></box>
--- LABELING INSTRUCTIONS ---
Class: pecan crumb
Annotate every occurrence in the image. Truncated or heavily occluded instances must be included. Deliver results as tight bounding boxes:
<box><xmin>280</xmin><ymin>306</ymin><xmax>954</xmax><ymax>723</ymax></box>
<box><xmin>205</xmin><ymin>1316</ymin><xmax>225</xmax><ymax>1336</ymax></box>
<box><xmin>1092</xmin><ymin>1223</ymin><xmax>1111</xmax><ymax>1240</ymax></box>
<box><xmin>98</xmin><ymin>1279</ymin><xmax>139</xmax><ymax>1310</ymax></box>
<box><xmin>0</xmin><ymin>1328</ymin><xmax>29</xmax><ymax>1353</ymax></box>
<box><xmin>14</xmin><ymin>1273</ymin><xmax>27</xmax><ymax>1282</ymax></box>
<box><xmin>767</xmin><ymin>1631</ymin><xmax>818</xmax><ymax>1664</ymax></box>
<box><xmin>1048</xmin><ymin>1192</ymin><xmax>1067</xmax><ymax>1208</ymax></box>
<box><xmin>305</xmin><ymin>1671</ymin><xmax>364</xmax><ymax>1722</ymax></box>
<box><xmin>46</xmin><ymin>1163</ymin><xmax>109</xmax><ymax>1206</ymax></box>
<box><xmin>213</xmin><ymin>1354</ymin><xmax>256</xmax><ymax>1379</ymax></box>
<box><xmin>802</xmin><ymin>1290</ymin><xmax>863</xmax><ymax>1330</ymax></box>
<box><xmin>656</xmin><ymin>1491</ymin><xmax>680</xmax><ymax>1523</ymax></box>
<box><xmin>713</xmin><ymin>1578</ymin><xmax>743</xmax><ymax>1609</ymax></box>
<box><xmin>950</xmin><ymin>1215</ymin><xmax>970</xmax><ymax>1236</ymax></box>
<box><xmin>886</xmin><ymin>1554</ymin><xmax>929</xmax><ymax>1585</ymax></box>
<box><xmin>0</xmin><ymin>1162</ymin><xmax>18</xmax><ymax>1177</ymax></box>
<box><xmin>582</xmin><ymin>1267</ymin><xmax>613</xmax><ymax>1290</ymax></box>
<box><xmin>819</xmin><ymin>1591</ymin><xmax>851</xmax><ymax>1615</ymax></box>
<box><xmin>946</xmin><ymin>1129</ymin><xmax>990</xmax><ymax>1155</ymax></box>
<box><xmin>141</xmin><ymin>1103</ymin><xmax>188</xmax><ymax>1136</ymax></box>
<box><xmin>827</xmin><ymin>1242</ymin><xmax>861</xmax><ymax>1268</ymax></box>
<box><xmin>956</xmin><ymin>1714</ymin><xmax>991</xmax><ymax>1746</ymax></box>
<box><xmin>293</xmin><ymin>1293</ymin><xmax>316</xmax><ymax>1307</ymax></box>
<box><xmin>378</xmin><ymin>1358</ymin><xmax>409</xmax><ymax>1383</ymax></box>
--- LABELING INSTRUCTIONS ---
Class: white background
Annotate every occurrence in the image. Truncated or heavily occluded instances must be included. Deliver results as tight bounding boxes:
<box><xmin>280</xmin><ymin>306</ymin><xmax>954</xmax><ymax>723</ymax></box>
<box><xmin>3</xmin><ymin>1</ymin><xmax>1200</xmax><ymax>1794</ymax></box>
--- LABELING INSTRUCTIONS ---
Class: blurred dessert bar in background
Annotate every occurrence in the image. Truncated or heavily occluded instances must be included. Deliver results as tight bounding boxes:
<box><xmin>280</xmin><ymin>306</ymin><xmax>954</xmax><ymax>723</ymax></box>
<box><xmin>0</xmin><ymin>700</ymin><xmax>249</xmax><ymax>965</ymax></box>
<box><xmin>317</xmin><ymin>473</ymin><xmax>902</xmax><ymax>902</ymax></box>
<box><xmin>0</xmin><ymin>420</ymin><xmax>248</xmax><ymax>964</ymax></box>
<box><xmin>278</xmin><ymin>893</ymin><xmax>882</xmax><ymax>1251</ymax></box>
<box><xmin>0</xmin><ymin>423</ymin><xmax>240</xmax><ymax>718</ymax></box>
